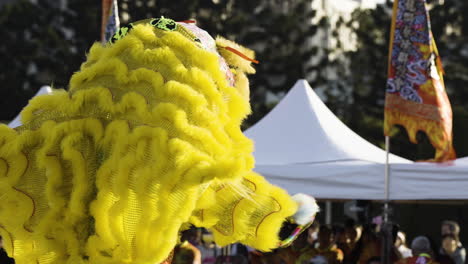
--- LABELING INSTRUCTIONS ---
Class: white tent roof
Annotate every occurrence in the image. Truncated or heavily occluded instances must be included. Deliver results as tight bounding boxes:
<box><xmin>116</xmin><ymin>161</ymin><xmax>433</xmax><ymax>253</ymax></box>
<box><xmin>8</xmin><ymin>86</ymin><xmax>52</xmax><ymax>128</ymax></box>
<box><xmin>246</xmin><ymin>80</ymin><xmax>468</xmax><ymax>200</ymax></box>
<box><xmin>245</xmin><ymin>80</ymin><xmax>409</xmax><ymax>200</ymax></box>
<box><xmin>390</xmin><ymin>160</ymin><xmax>468</xmax><ymax>200</ymax></box>
<box><xmin>245</xmin><ymin>80</ymin><xmax>409</xmax><ymax>165</ymax></box>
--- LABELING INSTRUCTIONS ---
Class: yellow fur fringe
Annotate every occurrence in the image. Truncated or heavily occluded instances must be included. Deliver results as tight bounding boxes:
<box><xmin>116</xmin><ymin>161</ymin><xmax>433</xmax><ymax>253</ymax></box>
<box><xmin>0</xmin><ymin>23</ymin><xmax>296</xmax><ymax>264</ymax></box>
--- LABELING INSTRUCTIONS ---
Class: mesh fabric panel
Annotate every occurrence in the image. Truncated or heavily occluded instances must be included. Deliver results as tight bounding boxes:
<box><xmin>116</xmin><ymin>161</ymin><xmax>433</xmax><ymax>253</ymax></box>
<box><xmin>0</xmin><ymin>22</ymin><xmax>296</xmax><ymax>264</ymax></box>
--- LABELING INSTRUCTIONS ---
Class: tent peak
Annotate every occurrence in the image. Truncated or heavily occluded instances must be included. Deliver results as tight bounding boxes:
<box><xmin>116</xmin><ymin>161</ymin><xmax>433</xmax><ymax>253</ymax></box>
<box><xmin>246</xmin><ymin>80</ymin><xmax>410</xmax><ymax>165</ymax></box>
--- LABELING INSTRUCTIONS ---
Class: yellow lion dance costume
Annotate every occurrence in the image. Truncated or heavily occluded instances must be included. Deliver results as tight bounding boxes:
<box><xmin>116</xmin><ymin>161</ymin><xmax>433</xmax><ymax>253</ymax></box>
<box><xmin>0</xmin><ymin>17</ymin><xmax>317</xmax><ymax>264</ymax></box>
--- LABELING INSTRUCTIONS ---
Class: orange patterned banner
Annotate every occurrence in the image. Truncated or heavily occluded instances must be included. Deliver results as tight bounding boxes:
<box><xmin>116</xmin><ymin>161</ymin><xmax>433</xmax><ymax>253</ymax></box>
<box><xmin>384</xmin><ymin>0</ymin><xmax>455</xmax><ymax>161</ymax></box>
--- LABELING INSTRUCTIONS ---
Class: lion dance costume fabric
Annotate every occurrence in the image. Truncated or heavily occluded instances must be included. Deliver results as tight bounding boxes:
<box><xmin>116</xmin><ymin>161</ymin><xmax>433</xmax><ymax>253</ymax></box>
<box><xmin>0</xmin><ymin>17</ymin><xmax>310</xmax><ymax>264</ymax></box>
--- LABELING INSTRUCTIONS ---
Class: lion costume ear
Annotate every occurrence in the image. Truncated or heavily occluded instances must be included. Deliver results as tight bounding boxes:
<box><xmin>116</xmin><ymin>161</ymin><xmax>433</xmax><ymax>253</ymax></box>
<box><xmin>215</xmin><ymin>36</ymin><xmax>256</xmax><ymax>75</ymax></box>
<box><xmin>216</xmin><ymin>36</ymin><xmax>256</xmax><ymax>103</ymax></box>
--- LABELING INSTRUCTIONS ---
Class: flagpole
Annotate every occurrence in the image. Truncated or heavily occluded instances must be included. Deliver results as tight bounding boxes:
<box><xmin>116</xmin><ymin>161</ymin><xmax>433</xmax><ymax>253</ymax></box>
<box><xmin>383</xmin><ymin>135</ymin><xmax>391</xmax><ymax>264</ymax></box>
<box><xmin>101</xmin><ymin>0</ymin><xmax>120</xmax><ymax>44</ymax></box>
<box><xmin>384</xmin><ymin>135</ymin><xmax>390</xmax><ymax>212</ymax></box>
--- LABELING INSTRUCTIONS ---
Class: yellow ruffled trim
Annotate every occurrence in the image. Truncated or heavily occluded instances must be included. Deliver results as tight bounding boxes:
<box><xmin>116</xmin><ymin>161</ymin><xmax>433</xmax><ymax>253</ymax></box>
<box><xmin>190</xmin><ymin>172</ymin><xmax>297</xmax><ymax>252</ymax></box>
<box><xmin>0</xmin><ymin>23</ymin><xmax>294</xmax><ymax>264</ymax></box>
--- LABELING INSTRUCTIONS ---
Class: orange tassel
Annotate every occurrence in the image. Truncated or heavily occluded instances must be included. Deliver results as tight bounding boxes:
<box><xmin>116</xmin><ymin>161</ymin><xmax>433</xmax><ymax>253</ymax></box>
<box><xmin>224</xmin><ymin>46</ymin><xmax>259</xmax><ymax>64</ymax></box>
<box><xmin>178</xmin><ymin>20</ymin><xmax>196</xmax><ymax>24</ymax></box>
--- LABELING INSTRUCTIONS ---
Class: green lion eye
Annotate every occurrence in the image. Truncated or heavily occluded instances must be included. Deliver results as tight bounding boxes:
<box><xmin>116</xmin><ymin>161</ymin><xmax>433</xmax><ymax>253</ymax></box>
<box><xmin>108</xmin><ymin>17</ymin><xmax>199</xmax><ymax>45</ymax></box>
<box><xmin>150</xmin><ymin>18</ymin><xmax>160</xmax><ymax>26</ymax></box>
<box><xmin>109</xmin><ymin>24</ymin><xmax>134</xmax><ymax>44</ymax></box>
<box><xmin>150</xmin><ymin>17</ymin><xmax>177</xmax><ymax>31</ymax></box>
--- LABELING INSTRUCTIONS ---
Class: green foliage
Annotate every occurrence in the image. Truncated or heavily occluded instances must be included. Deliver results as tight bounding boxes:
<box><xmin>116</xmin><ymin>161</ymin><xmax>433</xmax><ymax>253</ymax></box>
<box><xmin>0</xmin><ymin>0</ymin><xmax>100</xmax><ymax>120</ymax></box>
<box><xmin>341</xmin><ymin>2</ymin><xmax>396</xmax><ymax>155</ymax></box>
<box><xmin>2</xmin><ymin>0</ymin><xmax>468</xmax><ymax>161</ymax></box>
<box><xmin>0</xmin><ymin>0</ymin><xmax>326</xmax><ymax>128</ymax></box>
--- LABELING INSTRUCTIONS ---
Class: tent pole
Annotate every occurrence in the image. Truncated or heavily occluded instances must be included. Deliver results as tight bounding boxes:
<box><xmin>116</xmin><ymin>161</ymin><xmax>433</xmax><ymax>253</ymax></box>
<box><xmin>382</xmin><ymin>136</ymin><xmax>391</xmax><ymax>264</ymax></box>
<box><xmin>325</xmin><ymin>201</ymin><xmax>332</xmax><ymax>225</ymax></box>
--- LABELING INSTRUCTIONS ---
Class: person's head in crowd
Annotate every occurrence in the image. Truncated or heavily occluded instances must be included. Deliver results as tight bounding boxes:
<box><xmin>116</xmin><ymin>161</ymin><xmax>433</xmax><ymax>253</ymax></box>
<box><xmin>367</xmin><ymin>256</ymin><xmax>381</xmax><ymax>264</ymax></box>
<box><xmin>395</xmin><ymin>231</ymin><xmax>407</xmax><ymax>248</ymax></box>
<box><xmin>441</xmin><ymin>234</ymin><xmax>459</xmax><ymax>254</ymax></box>
<box><xmin>411</xmin><ymin>236</ymin><xmax>432</xmax><ymax>256</ymax></box>
<box><xmin>441</xmin><ymin>221</ymin><xmax>460</xmax><ymax>237</ymax></box>
<box><xmin>391</xmin><ymin>223</ymin><xmax>400</xmax><ymax>244</ymax></box>
<box><xmin>181</xmin><ymin>227</ymin><xmax>202</xmax><ymax>245</ymax></box>
<box><xmin>201</xmin><ymin>229</ymin><xmax>215</xmax><ymax>247</ymax></box>
<box><xmin>333</xmin><ymin>224</ymin><xmax>347</xmax><ymax>245</ymax></box>
<box><xmin>345</xmin><ymin>218</ymin><xmax>363</xmax><ymax>244</ymax></box>
<box><xmin>308</xmin><ymin>220</ymin><xmax>320</xmax><ymax>245</ymax></box>
<box><xmin>318</xmin><ymin>225</ymin><xmax>335</xmax><ymax>249</ymax></box>
<box><xmin>360</xmin><ymin>224</ymin><xmax>379</xmax><ymax>246</ymax></box>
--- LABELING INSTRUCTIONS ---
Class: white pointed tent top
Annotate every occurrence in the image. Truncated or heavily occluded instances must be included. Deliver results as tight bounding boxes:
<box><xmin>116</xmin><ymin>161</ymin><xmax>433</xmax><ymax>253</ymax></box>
<box><xmin>245</xmin><ymin>80</ymin><xmax>410</xmax><ymax>165</ymax></box>
<box><xmin>8</xmin><ymin>85</ymin><xmax>53</xmax><ymax>128</ymax></box>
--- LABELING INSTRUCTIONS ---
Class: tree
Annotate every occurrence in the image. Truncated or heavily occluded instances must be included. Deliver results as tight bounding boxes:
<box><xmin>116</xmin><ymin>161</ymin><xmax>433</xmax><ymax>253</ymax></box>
<box><xmin>0</xmin><ymin>0</ymin><xmax>329</xmax><ymax>129</ymax></box>
<box><xmin>0</xmin><ymin>0</ymin><xmax>100</xmax><ymax>121</ymax></box>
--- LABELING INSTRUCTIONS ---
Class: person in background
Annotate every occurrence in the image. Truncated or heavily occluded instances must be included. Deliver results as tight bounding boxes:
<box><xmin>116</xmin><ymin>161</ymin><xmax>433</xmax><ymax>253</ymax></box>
<box><xmin>345</xmin><ymin>222</ymin><xmax>362</xmax><ymax>251</ymax></box>
<box><xmin>296</xmin><ymin>225</ymin><xmax>344</xmax><ymax>264</ymax></box>
<box><xmin>357</xmin><ymin>223</ymin><xmax>401</xmax><ymax>264</ymax></box>
<box><xmin>441</xmin><ymin>221</ymin><xmax>460</xmax><ymax>237</ymax></box>
<box><xmin>341</xmin><ymin>220</ymin><xmax>363</xmax><ymax>264</ymax></box>
<box><xmin>308</xmin><ymin>221</ymin><xmax>321</xmax><ymax>247</ymax></box>
<box><xmin>276</xmin><ymin>227</ymin><xmax>314</xmax><ymax>264</ymax></box>
<box><xmin>215</xmin><ymin>244</ymin><xmax>249</xmax><ymax>264</ymax></box>
<box><xmin>440</xmin><ymin>234</ymin><xmax>466</xmax><ymax>264</ymax></box>
<box><xmin>197</xmin><ymin>230</ymin><xmax>221</xmax><ymax>264</ymax></box>
<box><xmin>395</xmin><ymin>236</ymin><xmax>438</xmax><ymax>264</ymax></box>
<box><xmin>186</xmin><ymin>227</ymin><xmax>203</xmax><ymax>248</ymax></box>
<box><xmin>335</xmin><ymin>225</ymin><xmax>347</xmax><ymax>256</ymax></box>
<box><xmin>396</xmin><ymin>231</ymin><xmax>413</xmax><ymax>258</ymax></box>
<box><xmin>346</xmin><ymin>224</ymin><xmax>378</xmax><ymax>264</ymax></box>
<box><xmin>440</xmin><ymin>221</ymin><xmax>465</xmax><ymax>264</ymax></box>
<box><xmin>356</xmin><ymin>225</ymin><xmax>381</xmax><ymax>264</ymax></box>
<box><xmin>173</xmin><ymin>228</ymin><xmax>202</xmax><ymax>264</ymax></box>
<box><xmin>428</xmin><ymin>236</ymin><xmax>455</xmax><ymax>264</ymax></box>
<box><xmin>250</xmin><ymin>222</ymin><xmax>315</xmax><ymax>264</ymax></box>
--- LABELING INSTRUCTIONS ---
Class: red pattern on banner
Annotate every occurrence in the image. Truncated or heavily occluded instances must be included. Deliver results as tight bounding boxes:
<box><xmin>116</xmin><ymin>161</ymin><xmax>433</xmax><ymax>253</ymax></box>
<box><xmin>384</xmin><ymin>0</ymin><xmax>455</xmax><ymax>162</ymax></box>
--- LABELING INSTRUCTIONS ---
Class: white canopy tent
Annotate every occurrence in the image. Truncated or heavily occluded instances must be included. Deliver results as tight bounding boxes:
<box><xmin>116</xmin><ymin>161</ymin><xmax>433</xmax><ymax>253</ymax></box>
<box><xmin>245</xmin><ymin>80</ymin><xmax>409</xmax><ymax>200</ymax></box>
<box><xmin>8</xmin><ymin>85</ymin><xmax>52</xmax><ymax>128</ymax></box>
<box><xmin>245</xmin><ymin>80</ymin><xmax>468</xmax><ymax>200</ymax></box>
<box><xmin>7</xmin><ymin>82</ymin><xmax>468</xmax><ymax>200</ymax></box>
<box><xmin>390</xmin><ymin>160</ymin><xmax>468</xmax><ymax>200</ymax></box>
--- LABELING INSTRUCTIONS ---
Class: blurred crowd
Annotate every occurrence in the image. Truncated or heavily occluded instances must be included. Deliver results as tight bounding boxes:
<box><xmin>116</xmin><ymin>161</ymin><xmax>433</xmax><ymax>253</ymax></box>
<box><xmin>170</xmin><ymin>220</ymin><xmax>466</xmax><ymax>264</ymax></box>
<box><xmin>0</xmin><ymin>219</ymin><xmax>464</xmax><ymax>264</ymax></box>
